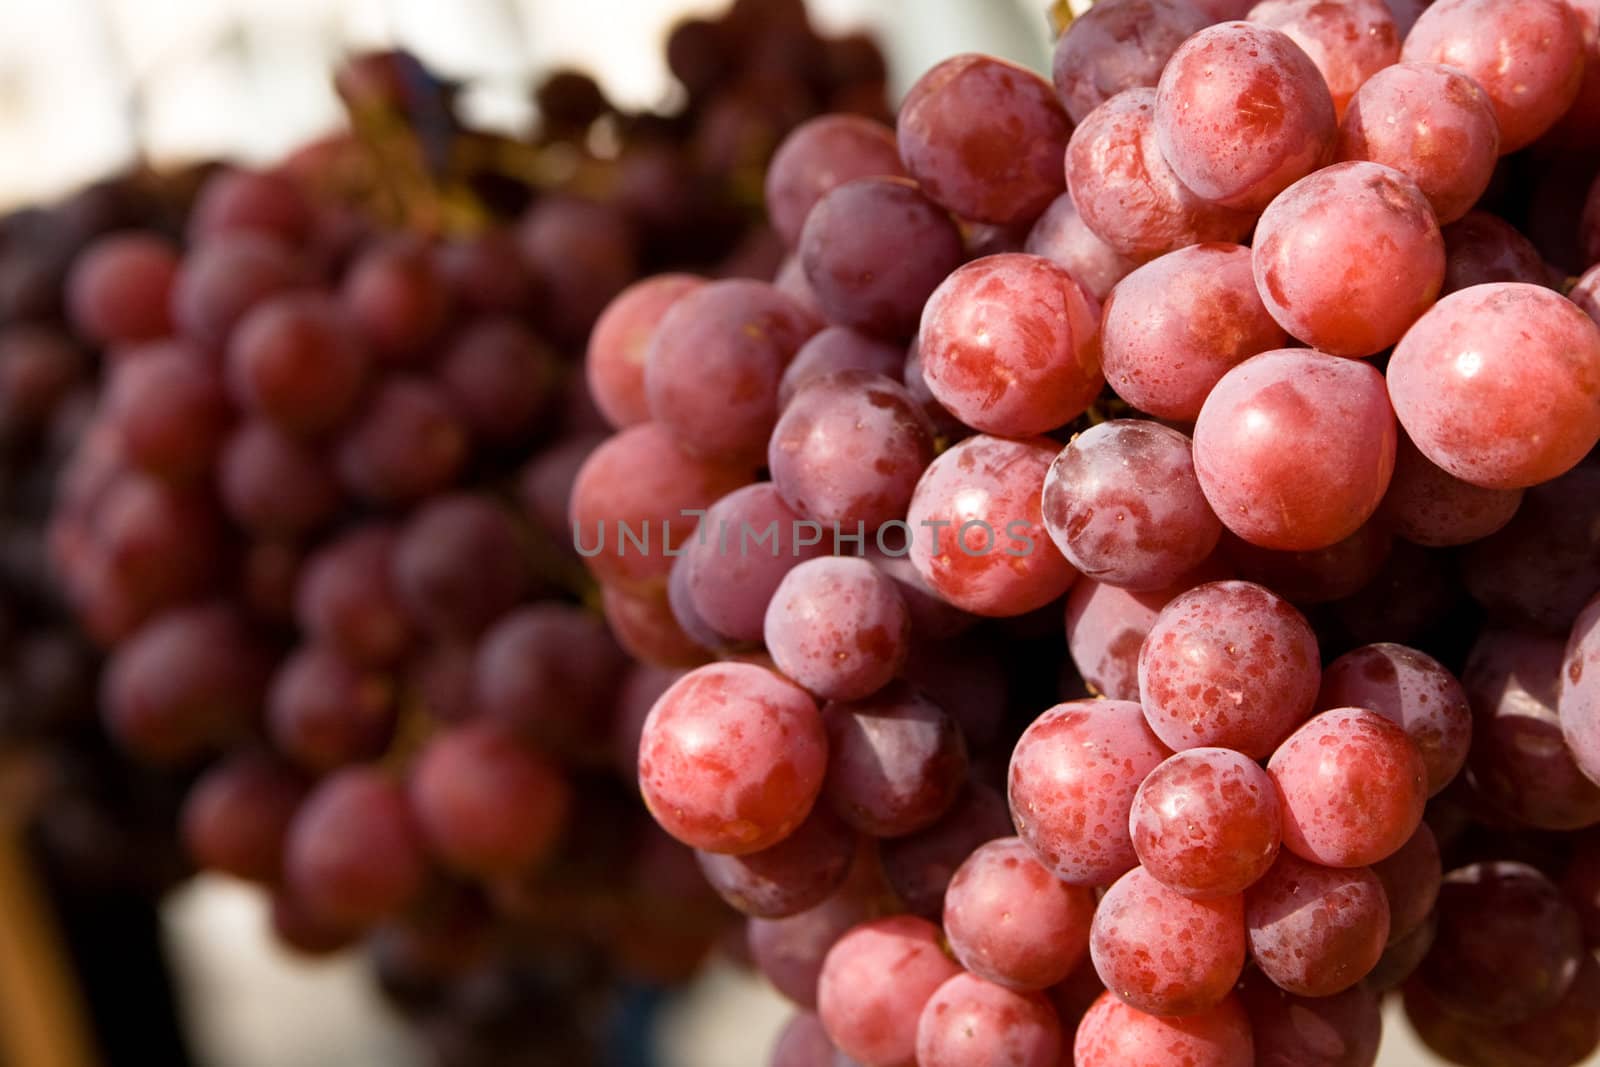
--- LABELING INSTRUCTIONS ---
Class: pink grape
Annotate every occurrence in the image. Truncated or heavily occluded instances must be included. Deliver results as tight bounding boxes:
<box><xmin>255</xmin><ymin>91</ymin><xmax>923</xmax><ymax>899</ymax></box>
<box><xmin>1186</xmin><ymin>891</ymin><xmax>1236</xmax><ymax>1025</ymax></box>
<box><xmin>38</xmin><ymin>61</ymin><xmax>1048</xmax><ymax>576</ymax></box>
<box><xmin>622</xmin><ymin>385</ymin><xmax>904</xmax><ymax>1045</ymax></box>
<box><xmin>764</xmin><ymin>557</ymin><xmax>909</xmax><ymax>702</ymax></box>
<box><xmin>914</xmin><ymin>973</ymin><xmax>1062</xmax><ymax>1067</ymax></box>
<box><xmin>1248</xmin><ymin>0</ymin><xmax>1399</xmax><ymax>119</ymax></box>
<box><xmin>817</xmin><ymin>916</ymin><xmax>962</xmax><ymax>1067</ymax></box>
<box><xmin>943</xmin><ymin>836</ymin><xmax>1095</xmax><ymax>991</ymax></box>
<box><xmin>1129</xmin><ymin>748</ymin><xmax>1281</xmax><ymax>899</ymax></box>
<box><xmin>1073</xmin><ymin>991</ymin><xmax>1253</xmax><ymax>1067</ymax></box>
<box><xmin>586</xmin><ymin>274</ymin><xmax>704</xmax><ymax>430</ymax></box>
<box><xmin>765</xmin><ymin>115</ymin><xmax>907</xmax><ymax>248</ymax></box>
<box><xmin>67</xmin><ymin>232</ymin><xmax>179</xmax><ymax>345</ymax></box>
<box><xmin>1051</xmin><ymin>0</ymin><xmax>1211</xmax><ymax>124</ymax></box>
<box><xmin>1008</xmin><ymin>699</ymin><xmax>1172</xmax><ymax>886</ymax></box>
<box><xmin>1318</xmin><ymin>643</ymin><xmax>1472</xmax><ymax>796</ymax></box>
<box><xmin>1245</xmin><ymin>852</ymin><xmax>1390</xmax><ymax>996</ymax></box>
<box><xmin>1064</xmin><ymin>563</ymin><xmax>1229</xmax><ymax>702</ymax></box>
<box><xmin>227</xmin><ymin>293</ymin><xmax>369</xmax><ymax>438</ymax></box>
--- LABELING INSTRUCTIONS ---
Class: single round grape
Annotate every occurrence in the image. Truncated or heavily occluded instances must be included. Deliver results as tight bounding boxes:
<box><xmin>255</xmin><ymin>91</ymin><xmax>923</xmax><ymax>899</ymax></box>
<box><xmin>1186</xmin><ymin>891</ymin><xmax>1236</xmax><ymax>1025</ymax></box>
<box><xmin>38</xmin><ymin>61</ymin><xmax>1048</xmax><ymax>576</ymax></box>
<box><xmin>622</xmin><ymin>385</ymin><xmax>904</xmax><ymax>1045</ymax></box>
<box><xmin>918</xmin><ymin>254</ymin><xmax>1101</xmax><ymax>437</ymax></box>
<box><xmin>436</xmin><ymin>316</ymin><xmax>558</xmax><ymax>445</ymax></box>
<box><xmin>765</xmin><ymin>115</ymin><xmax>907</xmax><ymax>248</ymax></box>
<box><xmin>646</xmin><ymin>279</ymin><xmax>820</xmax><ymax>464</ymax></box>
<box><xmin>335</xmin><ymin>376</ymin><xmax>467</xmax><ymax>505</ymax></box>
<box><xmin>1370</xmin><ymin>822</ymin><xmax>1442</xmax><ymax>940</ymax></box>
<box><xmin>392</xmin><ymin>493</ymin><xmax>527</xmax><ymax>639</ymax></box>
<box><xmin>1246</xmin><ymin>852</ymin><xmax>1390</xmax><ymax>996</ymax></box>
<box><xmin>1138</xmin><ymin>580</ymin><xmax>1320</xmax><ymax>758</ymax></box>
<box><xmin>768</xmin><ymin>371</ymin><xmax>935</xmax><ymax>530</ymax></box>
<box><xmin>817</xmin><ymin>916</ymin><xmax>963</xmax><ymax>1067</ymax></box>
<box><xmin>907</xmin><ymin>434</ymin><xmax>1077</xmax><ymax>618</ymax></box>
<box><xmin>915</xmin><ymin>973</ymin><xmax>1062</xmax><ymax>1067</ymax></box>
<box><xmin>1065</xmin><ymin>89</ymin><xmax>1253</xmax><ymax>260</ymax></box>
<box><xmin>181</xmin><ymin>751</ymin><xmax>308</xmax><ymax>884</ymax></box>
<box><xmin>284</xmin><ymin>767</ymin><xmax>428</xmax><ymax>930</ymax></box>
<box><xmin>1269</xmin><ymin>708</ymin><xmax>1428</xmax><ymax>867</ymax></box>
<box><xmin>474</xmin><ymin>604</ymin><xmax>626</xmax><ymax>754</ymax></box>
<box><xmin>409</xmin><ymin>720</ymin><xmax>571</xmax><ymax>878</ymax></box>
<box><xmin>1009</xmin><ymin>699</ymin><xmax>1172</xmax><ymax>886</ymax></box>
<box><xmin>106</xmin><ymin>343</ymin><xmax>231</xmax><ymax>483</ymax></box>
<box><xmin>1237</xmin><ymin>967</ymin><xmax>1381</xmax><ymax>1067</ymax></box>
<box><xmin>778</xmin><ymin>327</ymin><xmax>905</xmax><ymax>409</ymax></box>
<box><xmin>638</xmin><ymin>662</ymin><xmax>826</xmax><ymax>855</ymax></box>
<box><xmin>765</xmin><ymin>557</ymin><xmax>909</xmax><ymax>702</ymax></box>
<box><xmin>1252</xmin><ymin>162</ymin><xmax>1444</xmax><ymax>357</ymax></box>
<box><xmin>1099</xmin><ymin>243</ymin><xmax>1287</xmax><ymax>423</ymax></box>
<box><xmin>799</xmin><ymin>178</ymin><xmax>963</xmax><ymax>339</ymax></box>
<box><xmin>1466</xmin><ymin>628</ymin><xmax>1600</xmax><ymax>830</ymax></box>
<box><xmin>1336</xmin><ymin>62</ymin><xmax>1500</xmax><ymax>225</ymax></box>
<box><xmin>67</xmin><ymin>232</ymin><xmax>178</xmax><ymax>344</ymax></box>
<box><xmin>171</xmin><ymin>234</ymin><xmax>302</xmax><ymax>348</ymax></box>
<box><xmin>1042</xmin><ymin>421</ymin><xmax>1221</xmax><ymax>591</ymax></box>
<box><xmin>696</xmin><ymin>805</ymin><xmax>857</xmax><ymax>919</ymax></box>
<box><xmin>1194</xmin><ymin>350</ymin><xmax>1396</xmax><ymax>551</ymax></box>
<box><xmin>1380</xmin><ymin>431</ymin><xmax>1524</xmax><ymax>548</ymax></box>
<box><xmin>267</xmin><ymin>644</ymin><xmax>396</xmax><ymax>772</ymax></box>
<box><xmin>881</xmin><ymin>781</ymin><xmax>1015</xmax><ymax>917</ymax></box>
<box><xmin>227</xmin><ymin>293</ymin><xmax>369</xmax><ymax>437</ymax></box>
<box><xmin>218</xmin><ymin>421</ymin><xmax>339</xmax><ymax>538</ymax></box>
<box><xmin>1319</xmin><ymin>643</ymin><xmax>1472</xmax><ymax>797</ymax></box>
<box><xmin>295</xmin><ymin>525</ymin><xmax>413</xmax><ymax>668</ymax></box>
<box><xmin>1248</xmin><ymin>0</ymin><xmax>1400</xmax><ymax>119</ymax></box>
<box><xmin>1421</xmin><ymin>861</ymin><xmax>1584</xmax><ymax>1024</ymax></box>
<box><xmin>1154</xmin><ymin>22</ymin><xmax>1338</xmax><ymax>212</ymax></box>
<box><xmin>1441</xmin><ymin>211</ymin><xmax>1556</xmax><ymax>293</ymax></box>
<box><xmin>822</xmin><ymin>681</ymin><xmax>966</xmax><ymax>838</ymax></box>
<box><xmin>1130</xmin><ymin>748</ymin><xmax>1281</xmax><ymax>900</ymax></box>
<box><xmin>189</xmin><ymin>168</ymin><xmax>312</xmax><ymax>244</ymax></box>
<box><xmin>340</xmin><ymin>236</ymin><xmax>452</xmax><ymax>362</ymax></box>
<box><xmin>1073</xmin><ymin>991</ymin><xmax>1253</xmax><ymax>1067</ymax></box>
<box><xmin>943</xmin><ymin>837</ymin><xmax>1095</xmax><ymax>991</ymax></box>
<box><xmin>896</xmin><ymin>54</ymin><xmax>1071</xmax><ymax>226</ymax></box>
<box><xmin>1401</xmin><ymin>0</ymin><xmax>1584</xmax><ymax>152</ymax></box>
<box><xmin>568</xmin><ymin>422</ymin><xmax>753</xmax><ymax>592</ymax></box>
<box><xmin>586</xmin><ymin>274</ymin><xmax>704</xmax><ymax>430</ymax></box>
<box><xmin>1091</xmin><ymin>865</ymin><xmax>1247</xmax><ymax>1017</ymax></box>
<box><xmin>1023</xmin><ymin>192</ymin><xmax>1137</xmax><ymax>305</ymax></box>
<box><xmin>1052</xmin><ymin>0</ymin><xmax>1210</xmax><ymax>123</ymax></box>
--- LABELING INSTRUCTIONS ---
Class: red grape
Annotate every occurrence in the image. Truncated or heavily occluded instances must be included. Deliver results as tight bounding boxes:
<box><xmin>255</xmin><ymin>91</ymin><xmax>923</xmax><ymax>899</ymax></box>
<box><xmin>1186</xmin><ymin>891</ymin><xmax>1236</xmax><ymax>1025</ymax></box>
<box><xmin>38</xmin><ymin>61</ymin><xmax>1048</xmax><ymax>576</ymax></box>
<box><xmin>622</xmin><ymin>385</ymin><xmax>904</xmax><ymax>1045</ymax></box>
<box><xmin>295</xmin><ymin>524</ymin><xmax>414</xmax><ymax>668</ymax></box>
<box><xmin>777</xmin><ymin>327</ymin><xmax>905</xmax><ymax>409</ymax></box>
<box><xmin>1319</xmin><ymin>643</ymin><xmax>1472</xmax><ymax>796</ymax></box>
<box><xmin>696</xmin><ymin>805</ymin><xmax>856</xmax><ymax>919</ymax></box>
<box><xmin>267</xmin><ymin>644</ymin><xmax>396</xmax><ymax>772</ymax></box>
<box><xmin>765</xmin><ymin>557</ymin><xmax>909</xmax><ymax>702</ymax></box>
<box><xmin>1022</xmin><ymin>192</ymin><xmax>1137</xmax><ymax>305</ymax></box>
<box><xmin>227</xmin><ymin>293</ymin><xmax>369</xmax><ymax>437</ymax></box>
<box><xmin>67</xmin><ymin>232</ymin><xmax>179</xmax><ymax>345</ymax></box>
<box><xmin>1246</xmin><ymin>852</ymin><xmax>1390</xmax><ymax>996</ymax></box>
<box><xmin>943</xmin><ymin>836</ymin><xmax>1095</xmax><ymax>991</ymax></box>
<box><xmin>1073</xmin><ymin>990</ymin><xmax>1253</xmax><ymax>1067</ymax></box>
<box><xmin>915</xmin><ymin>973</ymin><xmax>1062</xmax><ymax>1067</ymax></box>
<box><xmin>821</xmin><ymin>681</ymin><xmax>967</xmax><ymax>838</ymax></box>
<box><xmin>1130</xmin><ymin>747</ymin><xmax>1281</xmax><ymax>899</ymax></box>
<box><xmin>1091</xmin><ymin>865</ymin><xmax>1247</xmax><ymax>1016</ymax></box>
<box><xmin>1247</xmin><ymin>0</ymin><xmax>1400</xmax><ymax>119</ymax></box>
<box><xmin>765</xmin><ymin>115</ymin><xmax>907</xmax><ymax>247</ymax></box>
<box><xmin>284</xmin><ymin>767</ymin><xmax>428</xmax><ymax>930</ymax></box>
<box><xmin>1237</xmin><ymin>967</ymin><xmax>1381</xmax><ymax>1067</ymax></box>
<box><xmin>1051</xmin><ymin>0</ymin><xmax>1211</xmax><ymax>124</ymax></box>
<box><xmin>1370</xmin><ymin>822</ymin><xmax>1443</xmax><ymax>939</ymax></box>
<box><xmin>817</xmin><ymin>915</ymin><xmax>962</xmax><ymax>1067</ymax></box>
<box><xmin>181</xmin><ymin>750</ymin><xmax>309</xmax><ymax>884</ymax></box>
<box><xmin>1380</xmin><ymin>431</ymin><xmax>1523</xmax><ymax>547</ymax></box>
<box><xmin>586</xmin><ymin>274</ymin><xmax>704</xmax><ymax>431</ymax></box>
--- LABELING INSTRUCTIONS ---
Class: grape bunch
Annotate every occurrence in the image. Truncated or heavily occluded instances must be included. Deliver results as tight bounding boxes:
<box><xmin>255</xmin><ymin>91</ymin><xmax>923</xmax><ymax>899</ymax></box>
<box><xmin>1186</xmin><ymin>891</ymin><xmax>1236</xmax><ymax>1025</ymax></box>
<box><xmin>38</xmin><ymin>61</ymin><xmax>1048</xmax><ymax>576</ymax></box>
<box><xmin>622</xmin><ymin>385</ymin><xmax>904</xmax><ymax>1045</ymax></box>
<box><xmin>579</xmin><ymin>0</ymin><xmax>1600</xmax><ymax>1064</ymax></box>
<box><xmin>26</xmin><ymin>4</ymin><xmax>891</xmax><ymax>1063</ymax></box>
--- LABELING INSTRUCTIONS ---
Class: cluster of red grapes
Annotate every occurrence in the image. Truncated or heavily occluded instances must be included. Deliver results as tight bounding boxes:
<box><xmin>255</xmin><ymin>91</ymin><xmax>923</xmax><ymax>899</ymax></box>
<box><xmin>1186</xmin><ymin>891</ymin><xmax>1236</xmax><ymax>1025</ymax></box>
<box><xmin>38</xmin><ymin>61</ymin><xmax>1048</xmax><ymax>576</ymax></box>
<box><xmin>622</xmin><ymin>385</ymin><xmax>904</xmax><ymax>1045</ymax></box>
<box><xmin>575</xmin><ymin>0</ymin><xmax>1600</xmax><ymax>1064</ymax></box>
<box><xmin>27</xmin><ymin>5</ymin><xmax>889</xmax><ymax>1064</ymax></box>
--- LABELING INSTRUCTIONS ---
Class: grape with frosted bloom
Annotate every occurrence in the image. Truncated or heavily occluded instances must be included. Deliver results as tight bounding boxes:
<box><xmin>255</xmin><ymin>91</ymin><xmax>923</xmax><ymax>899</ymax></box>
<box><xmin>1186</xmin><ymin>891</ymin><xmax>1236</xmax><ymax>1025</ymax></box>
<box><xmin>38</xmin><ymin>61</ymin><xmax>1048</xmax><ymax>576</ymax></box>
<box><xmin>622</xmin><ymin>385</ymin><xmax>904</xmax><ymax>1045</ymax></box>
<box><xmin>1154</xmin><ymin>22</ymin><xmax>1337</xmax><ymax>212</ymax></box>
<box><xmin>1138</xmin><ymin>580</ymin><xmax>1320</xmax><ymax>759</ymax></box>
<box><xmin>1099</xmin><ymin>243</ymin><xmax>1286</xmax><ymax>423</ymax></box>
<box><xmin>1220</xmin><ymin>521</ymin><xmax>1392</xmax><ymax>606</ymax></box>
<box><xmin>881</xmin><ymin>781</ymin><xmax>1014</xmax><ymax>917</ymax></box>
<box><xmin>1023</xmin><ymin>192</ymin><xmax>1136</xmax><ymax>305</ymax></box>
<box><xmin>586</xmin><ymin>275</ymin><xmax>703</xmax><ymax>430</ymax></box>
<box><xmin>1465</xmin><ymin>628</ymin><xmax>1600</xmax><ymax>830</ymax></box>
<box><xmin>765</xmin><ymin>115</ymin><xmax>908</xmax><ymax>248</ymax></box>
<box><xmin>284</xmin><ymin>767</ymin><xmax>428</xmax><ymax>930</ymax></box>
<box><xmin>1421</xmin><ymin>861</ymin><xmax>1584</xmax><ymax>1024</ymax></box>
<box><xmin>1318</xmin><ymin>643</ymin><xmax>1472</xmax><ymax>797</ymax></box>
<box><xmin>267</xmin><ymin>645</ymin><xmax>395</xmax><ymax>773</ymax></box>
<box><xmin>637</xmin><ymin>662</ymin><xmax>826</xmax><ymax>855</ymax></box>
<box><xmin>409</xmin><ymin>720</ymin><xmax>570</xmax><ymax>878</ymax></box>
<box><xmin>1065</xmin><ymin>89</ymin><xmax>1253</xmax><ymax>261</ymax></box>
<box><xmin>896</xmin><ymin>54</ymin><xmax>1071</xmax><ymax>226</ymax></box>
<box><xmin>1252</xmin><ymin>162</ymin><xmax>1444</xmax><ymax>357</ymax></box>
<box><xmin>181</xmin><ymin>751</ymin><xmax>308</xmax><ymax>884</ymax></box>
<box><xmin>1041</xmin><ymin>421</ymin><xmax>1220</xmax><ymax>591</ymax></box>
<box><xmin>764</xmin><ymin>557</ymin><xmax>909</xmax><ymax>703</ymax></box>
<box><xmin>768</xmin><ymin>371</ymin><xmax>934</xmax><ymax>531</ymax></box>
<box><xmin>1237</xmin><ymin>967</ymin><xmax>1381</xmax><ymax>1067</ymax></box>
<box><xmin>906</xmin><ymin>434</ymin><xmax>1077</xmax><ymax>618</ymax></box>
<box><xmin>942</xmin><ymin>836</ymin><xmax>1095</xmax><ymax>991</ymax></box>
<box><xmin>1441</xmin><ymin>212</ymin><xmax>1556</xmax><ymax>293</ymax></box>
<box><xmin>918</xmin><ymin>254</ymin><xmax>1101</xmax><ymax>437</ymax></box>
<box><xmin>1073</xmin><ymin>991</ymin><xmax>1253</xmax><ymax>1067</ymax></box>
<box><xmin>695</xmin><ymin>805</ymin><xmax>856</xmax><ymax>919</ymax></box>
<box><xmin>1401</xmin><ymin>0</ymin><xmax>1584</xmax><ymax>152</ymax></box>
<box><xmin>817</xmin><ymin>916</ymin><xmax>963</xmax><ymax>1067</ymax></box>
<box><xmin>1008</xmin><ymin>699</ymin><xmax>1171</xmax><ymax>886</ymax></box>
<box><xmin>799</xmin><ymin>178</ymin><xmax>964</xmax><ymax>340</ymax></box>
<box><xmin>1380</xmin><ymin>432</ymin><xmax>1523</xmax><ymax>548</ymax></box>
<box><xmin>1336</xmin><ymin>62</ymin><xmax>1499</xmax><ymax>225</ymax></box>
<box><xmin>1246</xmin><ymin>852</ymin><xmax>1390</xmax><ymax>996</ymax></box>
<box><xmin>822</xmin><ymin>681</ymin><xmax>967</xmax><ymax>838</ymax></box>
<box><xmin>1051</xmin><ymin>0</ymin><xmax>1210</xmax><ymax>123</ymax></box>
<box><xmin>568</xmin><ymin>422</ymin><xmax>752</xmax><ymax>592</ymax></box>
<box><xmin>1129</xmin><ymin>748</ymin><xmax>1280</xmax><ymax>899</ymax></box>
<box><xmin>644</xmin><ymin>279</ymin><xmax>820</xmax><ymax>465</ymax></box>
<box><xmin>1065</xmin><ymin>564</ymin><xmax>1229</xmax><ymax>702</ymax></box>
<box><xmin>1194</xmin><ymin>349</ymin><xmax>1395</xmax><ymax>551</ymax></box>
<box><xmin>915</xmin><ymin>973</ymin><xmax>1062</xmax><ymax>1067</ymax></box>
<box><xmin>1370</xmin><ymin>823</ymin><xmax>1442</xmax><ymax>939</ymax></box>
<box><xmin>1268</xmin><ymin>707</ymin><xmax>1427</xmax><ymax>867</ymax></box>
<box><xmin>1247</xmin><ymin>0</ymin><xmax>1399</xmax><ymax>119</ymax></box>
<box><xmin>679</xmin><ymin>483</ymin><xmax>831</xmax><ymax>645</ymax></box>
<box><xmin>1090</xmin><ymin>865</ymin><xmax>1246</xmax><ymax>1017</ymax></box>
<box><xmin>777</xmin><ymin>327</ymin><xmax>904</xmax><ymax>409</ymax></box>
